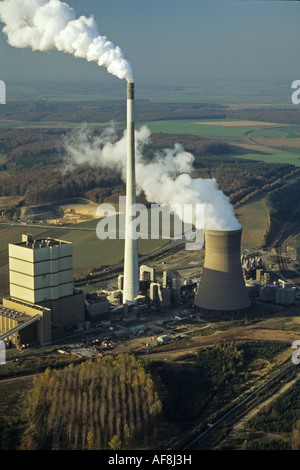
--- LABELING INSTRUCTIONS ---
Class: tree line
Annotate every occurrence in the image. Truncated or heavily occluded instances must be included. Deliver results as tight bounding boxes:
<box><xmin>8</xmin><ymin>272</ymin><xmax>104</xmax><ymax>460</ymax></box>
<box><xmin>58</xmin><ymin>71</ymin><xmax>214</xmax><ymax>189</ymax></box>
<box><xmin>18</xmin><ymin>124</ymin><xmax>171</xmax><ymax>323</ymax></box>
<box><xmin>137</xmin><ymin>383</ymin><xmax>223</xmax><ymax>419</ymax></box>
<box><xmin>2</xmin><ymin>98</ymin><xmax>300</xmax><ymax>124</ymax></box>
<box><xmin>0</xmin><ymin>99</ymin><xmax>226</xmax><ymax>124</ymax></box>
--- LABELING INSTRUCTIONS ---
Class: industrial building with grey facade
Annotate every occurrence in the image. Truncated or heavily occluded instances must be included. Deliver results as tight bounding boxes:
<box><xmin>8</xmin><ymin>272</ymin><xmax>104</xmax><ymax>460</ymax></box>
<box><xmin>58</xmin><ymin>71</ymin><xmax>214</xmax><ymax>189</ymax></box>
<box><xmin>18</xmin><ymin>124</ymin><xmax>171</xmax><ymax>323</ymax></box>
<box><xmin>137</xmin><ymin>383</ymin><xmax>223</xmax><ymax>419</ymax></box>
<box><xmin>0</xmin><ymin>234</ymin><xmax>109</xmax><ymax>348</ymax></box>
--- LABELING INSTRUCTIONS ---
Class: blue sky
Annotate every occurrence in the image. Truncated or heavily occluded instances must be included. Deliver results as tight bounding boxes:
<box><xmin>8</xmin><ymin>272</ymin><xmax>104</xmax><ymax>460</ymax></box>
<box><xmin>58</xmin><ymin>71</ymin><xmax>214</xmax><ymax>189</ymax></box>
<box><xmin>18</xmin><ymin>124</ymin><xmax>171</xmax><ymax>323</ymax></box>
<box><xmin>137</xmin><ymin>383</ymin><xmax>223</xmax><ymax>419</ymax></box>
<box><xmin>0</xmin><ymin>0</ymin><xmax>299</xmax><ymax>86</ymax></box>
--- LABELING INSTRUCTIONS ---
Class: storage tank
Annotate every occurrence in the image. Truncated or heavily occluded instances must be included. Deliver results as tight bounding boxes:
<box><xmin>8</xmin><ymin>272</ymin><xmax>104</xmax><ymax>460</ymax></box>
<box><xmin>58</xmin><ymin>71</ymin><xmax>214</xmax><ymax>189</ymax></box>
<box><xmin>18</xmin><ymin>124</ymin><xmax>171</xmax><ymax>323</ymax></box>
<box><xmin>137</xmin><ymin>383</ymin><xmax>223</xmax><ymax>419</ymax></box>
<box><xmin>194</xmin><ymin>229</ymin><xmax>250</xmax><ymax>314</ymax></box>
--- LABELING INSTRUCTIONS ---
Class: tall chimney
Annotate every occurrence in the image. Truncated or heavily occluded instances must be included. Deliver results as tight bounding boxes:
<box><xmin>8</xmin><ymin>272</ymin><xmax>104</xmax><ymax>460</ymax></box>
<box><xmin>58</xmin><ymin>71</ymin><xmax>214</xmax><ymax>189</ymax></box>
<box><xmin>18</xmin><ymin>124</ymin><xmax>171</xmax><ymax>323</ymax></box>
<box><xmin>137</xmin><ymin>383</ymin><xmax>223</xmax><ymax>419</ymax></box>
<box><xmin>194</xmin><ymin>229</ymin><xmax>250</xmax><ymax>314</ymax></box>
<box><xmin>123</xmin><ymin>82</ymin><xmax>139</xmax><ymax>304</ymax></box>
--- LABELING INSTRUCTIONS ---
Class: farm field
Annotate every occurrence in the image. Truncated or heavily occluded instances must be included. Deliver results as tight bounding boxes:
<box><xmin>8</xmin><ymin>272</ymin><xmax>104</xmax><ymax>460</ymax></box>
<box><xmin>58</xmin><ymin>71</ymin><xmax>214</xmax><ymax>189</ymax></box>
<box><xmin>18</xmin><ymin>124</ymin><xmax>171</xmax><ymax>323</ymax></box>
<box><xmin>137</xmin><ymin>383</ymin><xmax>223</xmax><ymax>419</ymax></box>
<box><xmin>137</xmin><ymin>119</ymin><xmax>276</xmax><ymax>138</ymax></box>
<box><xmin>139</xmin><ymin>119</ymin><xmax>300</xmax><ymax>166</ymax></box>
<box><xmin>57</xmin><ymin>219</ymin><xmax>169</xmax><ymax>274</ymax></box>
<box><xmin>231</xmin><ymin>150</ymin><xmax>300</xmax><ymax>167</ymax></box>
<box><xmin>235</xmin><ymin>198</ymin><xmax>269</xmax><ymax>249</ymax></box>
<box><xmin>251</xmin><ymin>126</ymin><xmax>300</xmax><ymax>139</ymax></box>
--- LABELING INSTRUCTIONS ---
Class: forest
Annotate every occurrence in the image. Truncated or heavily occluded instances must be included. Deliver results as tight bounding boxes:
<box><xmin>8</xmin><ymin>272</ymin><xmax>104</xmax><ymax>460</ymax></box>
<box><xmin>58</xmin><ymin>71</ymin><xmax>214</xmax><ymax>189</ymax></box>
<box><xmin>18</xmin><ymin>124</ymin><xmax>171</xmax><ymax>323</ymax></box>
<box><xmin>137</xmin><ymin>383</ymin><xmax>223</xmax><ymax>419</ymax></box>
<box><xmin>19</xmin><ymin>354</ymin><xmax>164</xmax><ymax>450</ymax></box>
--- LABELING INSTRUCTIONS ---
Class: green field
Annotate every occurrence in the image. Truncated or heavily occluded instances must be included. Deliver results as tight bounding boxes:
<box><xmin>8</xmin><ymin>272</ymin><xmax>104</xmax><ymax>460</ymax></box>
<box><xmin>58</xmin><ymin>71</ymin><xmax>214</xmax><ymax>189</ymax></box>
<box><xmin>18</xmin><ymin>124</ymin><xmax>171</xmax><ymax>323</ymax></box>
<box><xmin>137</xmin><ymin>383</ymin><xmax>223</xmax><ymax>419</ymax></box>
<box><xmin>252</xmin><ymin>126</ymin><xmax>300</xmax><ymax>139</ymax></box>
<box><xmin>232</xmin><ymin>150</ymin><xmax>300</xmax><ymax>166</ymax></box>
<box><xmin>137</xmin><ymin>119</ymin><xmax>269</xmax><ymax>138</ymax></box>
<box><xmin>236</xmin><ymin>198</ymin><xmax>269</xmax><ymax>249</ymax></box>
<box><xmin>137</xmin><ymin>119</ymin><xmax>300</xmax><ymax>166</ymax></box>
<box><xmin>58</xmin><ymin>219</ymin><xmax>169</xmax><ymax>272</ymax></box>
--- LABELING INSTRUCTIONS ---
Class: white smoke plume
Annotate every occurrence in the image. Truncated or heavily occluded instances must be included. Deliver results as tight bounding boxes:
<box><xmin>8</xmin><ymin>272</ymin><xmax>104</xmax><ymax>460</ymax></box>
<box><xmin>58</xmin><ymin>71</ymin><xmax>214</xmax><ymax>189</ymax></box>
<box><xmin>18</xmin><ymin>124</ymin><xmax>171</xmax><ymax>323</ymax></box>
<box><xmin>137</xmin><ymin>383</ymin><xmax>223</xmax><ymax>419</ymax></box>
<box><xmin>63</xmin><ymin>124</ymin><xmax>241</xmax><ymax>232</ymax></box>
<box><xmin>0</xmin><ymin>0</ymin><xmax>133</xmax><ymax>82</ymax></box>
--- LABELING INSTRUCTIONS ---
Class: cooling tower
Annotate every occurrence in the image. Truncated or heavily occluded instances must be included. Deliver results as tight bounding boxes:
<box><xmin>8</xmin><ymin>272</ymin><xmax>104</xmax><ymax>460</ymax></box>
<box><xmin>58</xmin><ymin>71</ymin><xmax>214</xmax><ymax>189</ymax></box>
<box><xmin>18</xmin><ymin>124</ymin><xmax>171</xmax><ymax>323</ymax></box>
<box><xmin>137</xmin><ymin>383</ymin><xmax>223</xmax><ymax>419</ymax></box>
<box><xmin>194</xmin><ymin>229</ymin><xmax>250</xmax><ymax>314</ymax></box>
<box><xmin>123</xmin><ymin>82</ymin><xmax>139</xmax><ymax>304</ymax></box>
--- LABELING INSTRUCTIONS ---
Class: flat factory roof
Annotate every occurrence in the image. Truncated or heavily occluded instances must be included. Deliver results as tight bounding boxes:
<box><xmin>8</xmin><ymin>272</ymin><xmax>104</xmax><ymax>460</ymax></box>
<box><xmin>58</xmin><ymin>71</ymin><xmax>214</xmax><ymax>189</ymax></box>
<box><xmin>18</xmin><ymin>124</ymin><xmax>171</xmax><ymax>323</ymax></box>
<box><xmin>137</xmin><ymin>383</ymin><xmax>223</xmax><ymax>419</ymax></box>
<box><xmin>15</xmin><ymin>236</ymin><xmax>70</xmax><ymax>249</ymax></box>
<box><xmin>0</xmin><ymin>306</ymin><xmax>31</xmax><ymax>322</ymax></box>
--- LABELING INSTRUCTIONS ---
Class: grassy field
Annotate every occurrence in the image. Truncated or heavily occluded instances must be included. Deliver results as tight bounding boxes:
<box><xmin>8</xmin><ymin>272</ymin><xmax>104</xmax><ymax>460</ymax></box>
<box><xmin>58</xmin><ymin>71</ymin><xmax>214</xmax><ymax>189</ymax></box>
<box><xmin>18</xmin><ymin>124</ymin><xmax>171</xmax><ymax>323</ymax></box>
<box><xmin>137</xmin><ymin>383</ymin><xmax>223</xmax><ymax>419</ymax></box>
<box><xmin>58</xmin><ymin>219</ymin><xmax>169</xmax><ymax>273</ymax></box>
<box><xmin>137</xmin><ymin>119</ymin><xmax>273</xmax><ymax>139</ymax></box>
<box><xmin>252</xmin><ymin>126</ymin><xmax>300</xmax><ymax>139</ymax></box>
<box><xmin>232</xmin><ymin>150</ymin><xmax>300</xmax><ymax>166</ymax></box>
<box><xmin>236</xmin><ymin>197</ymin><xmax>269</xmax><ymax>249</ymax></box>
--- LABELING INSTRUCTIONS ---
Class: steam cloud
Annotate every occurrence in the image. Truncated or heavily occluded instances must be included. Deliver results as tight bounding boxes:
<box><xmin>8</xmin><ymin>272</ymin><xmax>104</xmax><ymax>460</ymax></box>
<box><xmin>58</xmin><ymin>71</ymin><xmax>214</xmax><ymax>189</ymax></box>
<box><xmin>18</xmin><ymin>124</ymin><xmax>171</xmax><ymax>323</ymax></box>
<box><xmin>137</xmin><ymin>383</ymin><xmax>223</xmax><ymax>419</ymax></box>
<box><xmin>0</xmin><ymin>0</ymin><xmax>133</xmax><ymax>82</ymax></box>
<box><xmin>63</xmin><ymin>124</ymin><xmax>241</xmax><ymax>232</ymax></box>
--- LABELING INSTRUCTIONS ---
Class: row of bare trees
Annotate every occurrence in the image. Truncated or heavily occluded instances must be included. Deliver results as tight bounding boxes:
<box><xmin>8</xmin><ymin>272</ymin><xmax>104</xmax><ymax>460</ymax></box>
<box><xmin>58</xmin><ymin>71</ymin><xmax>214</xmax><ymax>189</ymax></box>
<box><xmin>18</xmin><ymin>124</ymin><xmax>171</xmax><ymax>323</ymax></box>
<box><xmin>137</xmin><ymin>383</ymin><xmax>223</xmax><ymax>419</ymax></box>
<box><xmin>21</xmin><ymin>354</ymin><xmax>163</xmax><ymax>450</ymax></box>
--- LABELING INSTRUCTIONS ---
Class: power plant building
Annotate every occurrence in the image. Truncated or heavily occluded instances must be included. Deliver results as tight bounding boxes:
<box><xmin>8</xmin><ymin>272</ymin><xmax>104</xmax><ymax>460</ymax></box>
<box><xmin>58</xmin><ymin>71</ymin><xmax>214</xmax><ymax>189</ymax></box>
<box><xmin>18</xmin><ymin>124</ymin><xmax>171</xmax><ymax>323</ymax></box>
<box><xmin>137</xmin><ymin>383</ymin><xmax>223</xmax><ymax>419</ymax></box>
<box><xmin>0</xmin><ymin>234</ymin><xmax>85</xmax><ymax>346</ymax></box>
<box><xmin>195</xmin><ymin>229</ymin><xmax>250</xmax><ymax>314</ymax></box>
<box><xmin>9</xmin><ymin>234</ymin><xmax>73</xmax><ymax>304</ymax></box>
<box><xmin>0</xmin><ymin>300</ymin><xmax>52</xmax><ymax>346</ymax></box>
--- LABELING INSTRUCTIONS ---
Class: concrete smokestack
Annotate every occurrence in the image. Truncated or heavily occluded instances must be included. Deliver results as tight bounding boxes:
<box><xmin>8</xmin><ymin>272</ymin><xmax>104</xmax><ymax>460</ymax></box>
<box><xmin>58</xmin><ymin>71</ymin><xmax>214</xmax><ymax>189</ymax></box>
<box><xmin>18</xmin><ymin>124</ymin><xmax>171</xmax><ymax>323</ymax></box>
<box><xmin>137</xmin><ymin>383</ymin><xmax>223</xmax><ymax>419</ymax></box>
<box><xmin>195</xmin><ymin>228</ymin><xmax>250</xmax><ymax>314</ymax></box>
<box><xmin>123</xmin><ymin>82</ymin><xmax>139</xmax><ymax>304</ymax></box>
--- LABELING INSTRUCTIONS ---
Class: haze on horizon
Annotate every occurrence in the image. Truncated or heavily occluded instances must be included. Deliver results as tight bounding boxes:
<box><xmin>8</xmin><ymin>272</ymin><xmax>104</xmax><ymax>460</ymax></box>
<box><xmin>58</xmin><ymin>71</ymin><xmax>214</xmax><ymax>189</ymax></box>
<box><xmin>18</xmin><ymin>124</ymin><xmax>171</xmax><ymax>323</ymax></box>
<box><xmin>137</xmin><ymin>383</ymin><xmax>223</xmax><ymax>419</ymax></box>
<box><xmin>0</xmin><ymin>0</ymin><xmax>298</xmax><ymax>89</ymax></box>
